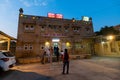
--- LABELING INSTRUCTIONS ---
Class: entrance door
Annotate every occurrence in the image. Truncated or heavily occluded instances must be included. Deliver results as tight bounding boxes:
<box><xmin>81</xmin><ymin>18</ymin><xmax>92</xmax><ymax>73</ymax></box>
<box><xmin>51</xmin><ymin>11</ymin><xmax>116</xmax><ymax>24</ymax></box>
<box><xmin>52</xmin><ymin>38</ymin><xmax>60</xmax><ymax>48</ymax></box>
<box><xmin>52</xmin><ymin>38</ymin><xmax>60</xmax><ymax>55</ymax></box>
<box><xmin>53</xmin><ymin>42</ymin><xmax>58</xmax><ymax>47</ymax></box>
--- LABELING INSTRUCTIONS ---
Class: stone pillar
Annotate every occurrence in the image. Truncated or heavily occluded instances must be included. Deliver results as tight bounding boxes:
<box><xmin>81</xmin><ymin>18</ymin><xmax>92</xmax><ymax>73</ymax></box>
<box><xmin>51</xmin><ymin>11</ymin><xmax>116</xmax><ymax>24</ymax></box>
<box><xmin>7</xmin><ymin>39</ymin><xmax>10</xmax><ymax>51</ymax></box>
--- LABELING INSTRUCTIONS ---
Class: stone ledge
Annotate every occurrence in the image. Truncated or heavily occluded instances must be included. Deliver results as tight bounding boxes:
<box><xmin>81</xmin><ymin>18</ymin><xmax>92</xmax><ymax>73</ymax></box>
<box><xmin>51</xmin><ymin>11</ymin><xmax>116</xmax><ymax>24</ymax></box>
<box><xmin>70</xmin><ymin>54</ymin><xmax>91</xmax><ymax>59</ymax></box>
<box><xmin>17</xmin><ymin>54</ymin><xmax>92</xmax><ymax>64</ymax></box>
<box><xmin>18</xmin><ymin>57</ymin><xmax>41</xmax><ymax>64</ymax></box>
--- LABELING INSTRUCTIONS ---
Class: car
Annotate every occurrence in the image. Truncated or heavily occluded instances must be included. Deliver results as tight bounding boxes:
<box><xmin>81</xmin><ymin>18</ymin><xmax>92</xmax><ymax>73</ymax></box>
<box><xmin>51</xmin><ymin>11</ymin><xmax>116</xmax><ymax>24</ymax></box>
<box><xmin>0</xmin><ymin>50</ymin><xmax>16</xmax><ymax>71</ymax></box>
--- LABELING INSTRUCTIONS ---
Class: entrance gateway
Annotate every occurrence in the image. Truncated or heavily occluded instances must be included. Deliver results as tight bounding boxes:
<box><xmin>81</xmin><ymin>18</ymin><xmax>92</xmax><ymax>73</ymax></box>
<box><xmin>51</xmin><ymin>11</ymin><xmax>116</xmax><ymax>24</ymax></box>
<box><xmin>52</xmin><ymin>38</ymin><xmax>66</xmax><ymax>51</ymax></box>
<box><xmin>52</xmin><ymin>38</ymin><xmax>60</xmax><ymax>47</ymax></box>
<box><xmin>44</xmin><ymin>38</ymin><xmax>66</xmax><ymax>51</ymax></box>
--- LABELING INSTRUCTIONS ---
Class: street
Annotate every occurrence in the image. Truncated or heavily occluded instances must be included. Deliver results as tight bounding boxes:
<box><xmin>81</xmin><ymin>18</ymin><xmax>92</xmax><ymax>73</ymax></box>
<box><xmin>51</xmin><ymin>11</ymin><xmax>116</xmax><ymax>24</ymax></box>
<box><xmin>0</xmin><ymin>57</ymin><xmax>120</xmax><ymax>80</ymax></box>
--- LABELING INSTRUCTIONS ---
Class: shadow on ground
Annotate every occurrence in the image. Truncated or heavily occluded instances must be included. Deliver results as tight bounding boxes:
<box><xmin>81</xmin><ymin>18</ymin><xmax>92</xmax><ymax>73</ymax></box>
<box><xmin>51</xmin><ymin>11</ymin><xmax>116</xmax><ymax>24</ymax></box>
<box><xmin>0</xmin><ymin>70</ymin><xmax>54</xmax><ymax>80</ymax></box>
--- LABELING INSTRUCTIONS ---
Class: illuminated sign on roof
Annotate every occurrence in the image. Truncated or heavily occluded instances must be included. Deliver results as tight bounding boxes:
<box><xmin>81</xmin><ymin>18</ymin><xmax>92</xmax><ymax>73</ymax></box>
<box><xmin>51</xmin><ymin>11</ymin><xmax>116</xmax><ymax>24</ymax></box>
<box><xmin>48</xmin><ymin>13</ymin><xmax>63</xmax><ymax>19</ymax></box>
<box><xmin>48</xmin><ymin>13</ymin><xmax>55</xmax><ymax>18</ymax></box>
<box><xmin>82</xmin><ymin>16</ymin><xmax>89</xmax><ymax>21</ymax></box>
<box><xmin>55</xmin><ymin>14</ymin><xmax>63</xmax><ymax>19</ymax></box>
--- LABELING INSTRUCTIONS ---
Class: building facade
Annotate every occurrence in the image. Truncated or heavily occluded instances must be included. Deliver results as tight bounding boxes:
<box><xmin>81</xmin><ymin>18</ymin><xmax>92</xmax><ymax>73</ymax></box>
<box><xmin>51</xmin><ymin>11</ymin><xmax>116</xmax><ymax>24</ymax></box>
<box><xmin>94</xmin><ymin>35</ymin><xmax>120</xmax><ymax>57</ymax></box>
<box><xmin>94</xmin><ymin>24</ymin><xmax>120</xmax><ymax>57</ymax></box>
<box><xmin>114</xmin><ymin>24</ymin><xmax>120</xmax><ymax>32</ymax></box>
<box><xmin>16</xmin><ymin>10</ymin><xmax>94</xmax><ymax>58</ymax></box>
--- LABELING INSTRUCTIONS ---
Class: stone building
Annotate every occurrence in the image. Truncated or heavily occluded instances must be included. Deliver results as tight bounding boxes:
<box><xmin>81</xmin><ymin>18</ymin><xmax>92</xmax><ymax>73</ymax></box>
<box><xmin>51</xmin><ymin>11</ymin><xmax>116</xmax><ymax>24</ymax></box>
<box><xmin>94</xmin><ymin>24</ymin><xmax>120</xmax><ymax>57</ymax></box>
<box><xmin>114</xmin><ymin>24</ymin><xmax>120</xmax><ymax>32</ymax></box>
<box><xmin>16</xmin><ymin>9</ymin><xmax>94</xmax><ymax>59</ymax></box>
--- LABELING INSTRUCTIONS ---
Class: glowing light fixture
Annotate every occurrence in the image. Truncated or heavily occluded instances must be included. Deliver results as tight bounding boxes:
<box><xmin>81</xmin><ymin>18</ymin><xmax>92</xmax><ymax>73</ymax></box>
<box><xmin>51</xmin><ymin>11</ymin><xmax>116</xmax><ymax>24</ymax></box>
<box><xmin>20</xmin><ymin>14</ymin><xmax>23</xmax><ymax>17</ymax></box>
<box><xmin>45</xmin><ymin>42</ymin><xmax>50</xmax><ymax>46</ymax></box>
<box><xmin>66</xmin><ymin>42</ymin><xmax>70</xmax><ymax>47</ymax></box>
<box><xmin>101</xmin><ymin>41</ymin><xmax>105</xmax><ymax>44</ymax></box>
<box><xmin>107</xmin><ymin>35</ymin><xmax>114</xmax><ymax>40</ymax></box>
<box><xmin>0</xmin><ymin>40</ymin><xmax>6</xmax><ymax>43</ymax></box>
<box><xmin>72</xmin><ymin>19</ymin><xmax>75</xmax><ymax>22</ymax></box>
<box><xmin>52</xmin><ymin>38</ymin><xmax>60</xmax><ymax>42</ymax></box>
<box><xmin>32</xmin><ymin>17</ymin><xmax>35</xmax><ymax>19</ymax></box>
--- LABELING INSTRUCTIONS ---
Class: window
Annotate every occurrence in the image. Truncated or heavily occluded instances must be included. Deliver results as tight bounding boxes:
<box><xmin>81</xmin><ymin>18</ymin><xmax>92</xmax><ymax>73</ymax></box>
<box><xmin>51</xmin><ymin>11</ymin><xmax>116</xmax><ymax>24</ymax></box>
<box><xmin>24</xmin><ymin>44</ymin><xmax>33</xmax><ymax>50</ymax></box>
<box><xmin>29</xmin><ymin>44</ymin><xmax>33</xmax><ymax>50</ymax></box>
<box><xmin>54</xmin><ymin>25</ymin><xmax>57</xmax><ymax>30</ymax></box>
<box><xmin>86</xmin><ymin>27</ymin><xmax>90</xmax><ymax>31</ymax></box>
<box><xmin>30</xmin><ymin>25</ymin><xmax>34</xmax><ymax>30</ymax></box>
<box><xmin>25</xmin><ymin>25</ymin><xmax>29</xmax><ymax>30</ymax></box>
<box><xmin>41</xmin><ymin>26</ymin><xmax>45</xmax><ymax>31</ymax></box>
<box><xmin>24</xmin><ymin>24</ymin><xmax>35</xmax><ymax>31</ymax></box>
<box><xmin>110</xmin><ymin>42</ymin><xmax>116</xmax><ymax>52</ymax></box>
<box><xmin>48</xmin><ymin>25</ymin><xmax>51</xmax><ymax>28</ymax></box>
<box><xmin>75</xmin><ymin>43</ymin><xmax>81</xmax><ymax>49</ymax></box>
<box><xmin>59</xmin><ymin>26</ymin><xmax>61</xmax><ymax>28</ymax></box>
<box><xmin>58</xmin><ymin>25</ymin><xmax>62</xmax><ymax>31</ymax></box>
<box><xmin>65</xmin><ymin>27</ymin><xmax>68</xmax><ymax>30</ymax></box>
<box><xmin>73</xmin><ymin>28</ymin><xmax>77</xmax><ymax>32</ymax></box>
<box><xmin>65</xmin><ymin>27</ymin><xmax>68</xmax><ymax>32</ymax></box>
<box><xmin>24</xmin><ymin>44</ymin><xmax>28</xmax><ymax>50</ymax></box>
<box><xmin>49</xmin><ymin>25</ymin><xmax>53</xmax><ymax>29</ymax></box>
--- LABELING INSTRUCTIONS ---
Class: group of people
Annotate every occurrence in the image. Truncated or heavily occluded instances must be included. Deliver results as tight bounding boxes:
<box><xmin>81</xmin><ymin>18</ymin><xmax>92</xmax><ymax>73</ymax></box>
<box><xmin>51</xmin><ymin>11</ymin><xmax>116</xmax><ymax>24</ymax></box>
<box><xmin>41</xmin><ymin>46</ymin><xmax>69</xmax><ymax>74</ymax></box>
<box><xmin>41</xmin><ymin>46</ymin><xmax>53</xmax><ymax>64</ymax></box>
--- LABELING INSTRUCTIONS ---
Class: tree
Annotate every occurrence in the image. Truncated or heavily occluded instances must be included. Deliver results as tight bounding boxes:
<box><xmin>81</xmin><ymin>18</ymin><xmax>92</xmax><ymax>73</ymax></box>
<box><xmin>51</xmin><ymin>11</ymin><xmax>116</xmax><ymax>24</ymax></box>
<box><xmin>95</xmin><ymin>26</ymin><xmax>119</xmax><ymax>36</ymax></box>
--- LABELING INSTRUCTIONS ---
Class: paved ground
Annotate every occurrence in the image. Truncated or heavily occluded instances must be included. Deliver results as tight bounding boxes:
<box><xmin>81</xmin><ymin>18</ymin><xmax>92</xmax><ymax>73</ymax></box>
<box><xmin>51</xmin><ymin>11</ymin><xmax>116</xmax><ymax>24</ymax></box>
<box><xmin>0</xmin><ymin>57</ymin><xmax>120</xmax><ymax>80</ymax></box>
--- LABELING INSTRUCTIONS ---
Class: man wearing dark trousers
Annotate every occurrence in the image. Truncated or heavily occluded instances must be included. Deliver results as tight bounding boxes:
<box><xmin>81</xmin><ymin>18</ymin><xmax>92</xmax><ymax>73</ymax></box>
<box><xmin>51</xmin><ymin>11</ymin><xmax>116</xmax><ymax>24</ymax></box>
<box><xmin>62</xmin><ymin>49</ymin><xmax>69</xmax><ymax>74</ymax></box>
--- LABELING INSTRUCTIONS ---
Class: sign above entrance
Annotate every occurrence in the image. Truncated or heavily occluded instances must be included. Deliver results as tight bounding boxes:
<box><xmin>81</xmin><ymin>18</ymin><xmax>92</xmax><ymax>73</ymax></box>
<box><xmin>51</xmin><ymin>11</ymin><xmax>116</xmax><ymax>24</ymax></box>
<box><xmin>41</xmin><ymin>33</ymin><xmax>67</xmax><ymax>37</ymax></box>
<box><xmin>52</xmin><ymin>38</ymin><xmax>60</xmax><ymax>42</ymax></box>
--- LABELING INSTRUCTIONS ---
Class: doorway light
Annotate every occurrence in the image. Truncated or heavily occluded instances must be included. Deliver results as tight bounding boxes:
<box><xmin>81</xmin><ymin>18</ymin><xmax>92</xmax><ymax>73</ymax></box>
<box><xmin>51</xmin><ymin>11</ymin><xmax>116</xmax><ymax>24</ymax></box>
<box><xmin>52</xmin><ymin>38</ymin><xmax>60</xmax><ymax>42</ymax></box>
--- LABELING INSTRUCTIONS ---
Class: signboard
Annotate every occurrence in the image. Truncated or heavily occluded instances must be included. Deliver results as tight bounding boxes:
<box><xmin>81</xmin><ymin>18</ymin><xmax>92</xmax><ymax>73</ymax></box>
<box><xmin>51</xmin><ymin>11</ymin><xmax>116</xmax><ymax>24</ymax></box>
<box><xmin>48</xmin><ymin>13</ymin><xmax>63</xmax><ymax>19</ymax></box>
<box><xmin>82</xmin><ymin>16</ymin><xmax>89</xmax><ymax>21</ymax></box>
<box><xmin>55</xmin><ymin>14</ymin><xmax>63</xmax><ymax>19</ymax></box>
<box><xmin>48</xmin><ymin>13</ymin><xmax>55</xmax><ymax>18</ymax></box>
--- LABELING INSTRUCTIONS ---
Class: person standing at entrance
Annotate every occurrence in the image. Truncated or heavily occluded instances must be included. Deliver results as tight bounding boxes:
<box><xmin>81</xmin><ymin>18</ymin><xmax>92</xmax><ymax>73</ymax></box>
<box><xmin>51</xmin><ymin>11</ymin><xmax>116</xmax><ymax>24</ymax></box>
<box><xmin>50</xmin><ymin>46</ymin><xmax>53</xmax><ymax>64</ymax></box>
<box><xmin>62</xmin><ymin>49</ymin><xmax>69</xmax><ymax>74</ymax></box>
<box><xmin>56</xmin><ymin>46</ymin><xmax>59</xmax><ymax>62</ymax></box>
<box><xmin>46</xmin><ymin>48</ymin><xmax>50</xmax><ymax>63</ymax></box>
